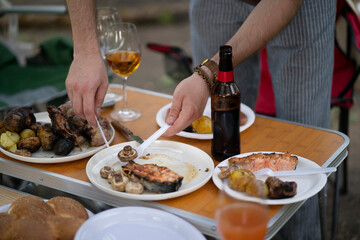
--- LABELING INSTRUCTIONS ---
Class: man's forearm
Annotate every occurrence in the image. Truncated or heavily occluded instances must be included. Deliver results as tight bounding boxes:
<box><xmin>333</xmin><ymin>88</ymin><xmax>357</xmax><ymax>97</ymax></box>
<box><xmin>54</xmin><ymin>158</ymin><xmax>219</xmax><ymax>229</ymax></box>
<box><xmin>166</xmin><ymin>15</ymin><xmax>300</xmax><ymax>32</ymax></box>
<box><xmin>66</xmin><ymin>0</ymin><xmax>101</xmax><ymax>56</ymax></box>
<box><xmin>211</xmin><ymin>0</ymin><xmax>302</xmax><ymax>65</ymax></box>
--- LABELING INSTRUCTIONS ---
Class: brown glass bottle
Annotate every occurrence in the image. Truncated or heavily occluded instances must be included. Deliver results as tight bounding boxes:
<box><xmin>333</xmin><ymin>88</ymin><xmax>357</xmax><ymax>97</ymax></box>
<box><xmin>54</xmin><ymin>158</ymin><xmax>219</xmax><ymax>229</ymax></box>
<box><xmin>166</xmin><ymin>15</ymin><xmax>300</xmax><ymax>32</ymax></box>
<box><xmin>211</xmin><ymin>45</ymin><xmax>241</xmax><ymax>161</ymax></box>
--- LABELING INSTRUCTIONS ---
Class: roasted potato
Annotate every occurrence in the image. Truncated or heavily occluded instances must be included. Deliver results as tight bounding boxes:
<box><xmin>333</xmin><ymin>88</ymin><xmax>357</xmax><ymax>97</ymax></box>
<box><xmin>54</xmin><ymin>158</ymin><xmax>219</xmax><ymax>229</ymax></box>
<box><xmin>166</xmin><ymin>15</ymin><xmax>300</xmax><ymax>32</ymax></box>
<box><xmin>245</xmin><ymin>179</ymin><xmax>269</xmax><ymax>198</ymax></box>
<box><xmin>20</xmin><ymin>129</ymin><xmax>36</xmax><ymax>139</ymax></box>
<box><xmin>0</xmin><ymin>131</ymin><xmax>20</xmax><ymax>152</ymax></box>
<box><xmin>3</xmin><ymin>111</ymin><xmax>26</xmax><ymax>133</ymax></box>
<box><xmin>37</xmin><ymin>123</ymin><xmax>58</xmax><ymax>151</ymax></box>
<box><xmin>192</xmin><ymin>116</ymin><xmax>212</xmax><ymax>134</ymax></box>
<box><xmin>53</xmin><ymin>138</ymin><xmax>74</xmax><ymax>156</ymax></box>
<box><xmin>0</xmin><ymin>121</ymin><xmax>6</xmax><ymax>135</ymax></box>
<box><xmin>228</xmin><ymin>169</ymin><xmax>256</xmax><ymax>192</ymax></box>
<box><xmin>18</xmin><ymin>137</ymin><xmax>41</xmax><ymax>153</ymax></box>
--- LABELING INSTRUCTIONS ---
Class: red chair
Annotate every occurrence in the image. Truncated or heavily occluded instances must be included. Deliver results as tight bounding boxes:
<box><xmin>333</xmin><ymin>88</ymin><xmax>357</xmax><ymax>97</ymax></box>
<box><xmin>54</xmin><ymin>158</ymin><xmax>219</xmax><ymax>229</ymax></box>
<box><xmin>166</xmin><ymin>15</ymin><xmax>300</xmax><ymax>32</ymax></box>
<box><xmin>255</xmin><ymin>2</ymin><xmax>360</xmax><ymax>239</ymax></box>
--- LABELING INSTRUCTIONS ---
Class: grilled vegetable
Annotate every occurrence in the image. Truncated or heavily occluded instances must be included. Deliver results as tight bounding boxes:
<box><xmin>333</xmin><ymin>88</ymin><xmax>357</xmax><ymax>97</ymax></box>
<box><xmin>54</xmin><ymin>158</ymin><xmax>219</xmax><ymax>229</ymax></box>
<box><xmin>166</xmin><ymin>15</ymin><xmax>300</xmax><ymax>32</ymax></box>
<box><xmin>125</xmin><ymin>179</ymin><xmax>144</xmax><ymax>194</ymax></box>
<box><xmin>18</xmin><ymin>137</ymin><xmax>41</xmax><ymax>153</ymax></box>
<box><xmin>3</xmin><ymin>111</ymin><xmax>26</xmax><ymax>133</ymax></box>
<box><xmin>110</xmin><ymin>173</ymin><xmax>129</xmax><ymax>192</ymax></box>
<box><xmin>53</xmin><ymin>138</ymin><xmax>74</xmax><ymax>156</ymax></box>
<box><xmin>118</xmin><ymin>145</ymin><xmax>138</xmax><ymax>162</ymax></box>
<box><xmin>100</xmin><ymin>166</ymin><xmax>114</xmax><ymax>179</ymax></box>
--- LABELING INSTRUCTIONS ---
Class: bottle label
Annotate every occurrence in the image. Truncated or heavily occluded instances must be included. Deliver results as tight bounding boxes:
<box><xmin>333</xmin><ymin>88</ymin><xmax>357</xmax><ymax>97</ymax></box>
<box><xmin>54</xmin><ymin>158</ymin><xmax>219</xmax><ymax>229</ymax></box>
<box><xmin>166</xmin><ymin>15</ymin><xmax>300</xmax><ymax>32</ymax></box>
<box><xmin>218</xmin><ymin>71</ymin><xmax>234</xmax><ymax>83</ymax></box>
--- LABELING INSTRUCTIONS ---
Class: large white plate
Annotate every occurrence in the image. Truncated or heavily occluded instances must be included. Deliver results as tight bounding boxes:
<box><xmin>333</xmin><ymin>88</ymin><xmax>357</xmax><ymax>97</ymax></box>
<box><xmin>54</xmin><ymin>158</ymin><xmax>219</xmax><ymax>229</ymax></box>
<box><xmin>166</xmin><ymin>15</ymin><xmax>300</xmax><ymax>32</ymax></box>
<box><xmin>75</xmin><ymin>206</ymin><xmax>206</xmax><ymax>240</ymax></box>
<box><xmin>0</xmin><ymin>201</ymin><xmax>94</xmax><ymax>217</ymax></box>
<box><xmin>212</xmin><ymin>152</ymin><xmax>327</xmax><ymax>205</ymax></box>
<box><xmin>86</xmin><ymin>140</ymin><xmax>214</xmax><ymax>201</ymax></box>
<box><xmin>156</xmin><ymin>98</ymin><xmax>255</xmax><ymax>139</ymax></box>
<box><xmin>0</xmin><ymin>112</ymin><xmax>115</xmax><ymax>164</ymax></box>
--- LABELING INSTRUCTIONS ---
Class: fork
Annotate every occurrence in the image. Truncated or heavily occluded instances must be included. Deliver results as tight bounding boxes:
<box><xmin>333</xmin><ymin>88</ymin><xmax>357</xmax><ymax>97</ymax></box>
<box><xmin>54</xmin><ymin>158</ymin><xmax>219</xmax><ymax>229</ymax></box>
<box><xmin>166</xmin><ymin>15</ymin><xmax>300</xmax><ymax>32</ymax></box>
<box><xmin>254</xmin><ymin>167</ymin><xmax>337</xmax><ymax>177</ymax></box>
<box><xmin>134</xmin><ymin>124</ymin><xmax>171</xmax><ymax>158</ymax></box>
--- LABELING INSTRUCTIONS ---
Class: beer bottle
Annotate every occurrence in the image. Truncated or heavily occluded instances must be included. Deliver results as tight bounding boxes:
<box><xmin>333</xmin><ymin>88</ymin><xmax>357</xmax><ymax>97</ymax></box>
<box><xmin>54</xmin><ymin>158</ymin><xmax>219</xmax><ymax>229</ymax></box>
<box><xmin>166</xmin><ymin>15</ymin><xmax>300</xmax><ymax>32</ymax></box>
<box><xmin>211</xmin><ymin>45</ymin><xmax>241</xmax><ymax>161</ymax></box>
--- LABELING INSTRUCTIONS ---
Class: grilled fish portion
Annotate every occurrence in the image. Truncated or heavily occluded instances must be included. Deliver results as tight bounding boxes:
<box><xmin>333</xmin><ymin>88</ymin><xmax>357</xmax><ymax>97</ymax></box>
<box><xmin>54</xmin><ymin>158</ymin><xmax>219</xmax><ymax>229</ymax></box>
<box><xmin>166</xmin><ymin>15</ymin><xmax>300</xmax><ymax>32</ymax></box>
<box><xmin>122</xmin><ymin>161</ymin><xmax>183</xmax><ymax>193</ymax></box>
<box><xmin>218</xmin><ymin>152</ymin><xmax>298</xmax><ymax>179</ymax></box>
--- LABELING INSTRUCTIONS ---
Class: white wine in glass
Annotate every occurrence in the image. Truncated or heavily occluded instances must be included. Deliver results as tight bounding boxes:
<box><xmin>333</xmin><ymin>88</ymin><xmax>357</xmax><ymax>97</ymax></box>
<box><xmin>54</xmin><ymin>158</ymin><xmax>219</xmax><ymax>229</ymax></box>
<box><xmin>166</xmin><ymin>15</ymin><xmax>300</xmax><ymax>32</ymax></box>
<box><xmin>105</xmin><ymin>22</ymin><xmax>142</xmax><ymax>121</ymax></box>
<box><xmin>96</xmin><ymin>7</ymin><xmax>123</xmax><ymax>102</ymax></box>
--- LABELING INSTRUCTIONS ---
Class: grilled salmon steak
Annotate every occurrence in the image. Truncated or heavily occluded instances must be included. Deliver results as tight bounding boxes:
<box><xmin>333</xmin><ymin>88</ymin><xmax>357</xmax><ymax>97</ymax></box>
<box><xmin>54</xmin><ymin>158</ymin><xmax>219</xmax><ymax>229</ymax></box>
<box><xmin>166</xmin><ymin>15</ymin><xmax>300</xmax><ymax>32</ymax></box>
<box><xmin>218</xmin><ymin>152</ymin><xmax>298</xmax><ymax>179</ymax></box>
<box><xmin>122</xmin><ymin>161</ymin><xmax>183</xmax><ymax>193</ymax></box>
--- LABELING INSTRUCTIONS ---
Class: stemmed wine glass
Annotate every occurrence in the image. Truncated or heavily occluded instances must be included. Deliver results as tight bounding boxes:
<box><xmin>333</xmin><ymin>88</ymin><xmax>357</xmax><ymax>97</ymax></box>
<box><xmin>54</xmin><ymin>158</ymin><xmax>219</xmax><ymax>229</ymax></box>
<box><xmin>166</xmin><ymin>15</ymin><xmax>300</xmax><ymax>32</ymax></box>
<box><xmin>104</xmin><ymin>22</ymin><xmax>142</xmax><ymax>121</ymax></box>
<box><xmin>96</xmin><ymin>7</ymin><xmax>123</xmax><ymax>102</ymax></box>
<box><xmin>216</xmin><ymin>184</ymin><xmax>269</xmax><ymax>240</ymax></box>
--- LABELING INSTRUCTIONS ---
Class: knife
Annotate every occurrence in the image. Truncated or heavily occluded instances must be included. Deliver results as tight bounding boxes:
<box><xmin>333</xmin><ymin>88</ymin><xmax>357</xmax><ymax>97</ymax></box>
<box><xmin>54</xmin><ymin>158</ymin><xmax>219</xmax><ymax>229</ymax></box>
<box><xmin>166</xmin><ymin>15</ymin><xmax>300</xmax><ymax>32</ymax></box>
<box><xmin>111</xmin><ymin>120</ymin><xmax>144</xmax><ymax>144</ymax></box>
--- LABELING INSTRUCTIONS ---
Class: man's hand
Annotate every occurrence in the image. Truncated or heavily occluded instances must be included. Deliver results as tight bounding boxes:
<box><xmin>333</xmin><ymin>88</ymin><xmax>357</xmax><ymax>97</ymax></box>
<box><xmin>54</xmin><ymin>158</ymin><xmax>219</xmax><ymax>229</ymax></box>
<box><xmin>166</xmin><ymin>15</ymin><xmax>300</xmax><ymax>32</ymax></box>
<box><xmin>65</xmin><ymin>52</ymin><xmax>108</xmax><ymax>126</ymax></box>
<box><xmin>164</xmin><ymin>73</ymin><xmax>210</xmax><ymax>136</ymax></box>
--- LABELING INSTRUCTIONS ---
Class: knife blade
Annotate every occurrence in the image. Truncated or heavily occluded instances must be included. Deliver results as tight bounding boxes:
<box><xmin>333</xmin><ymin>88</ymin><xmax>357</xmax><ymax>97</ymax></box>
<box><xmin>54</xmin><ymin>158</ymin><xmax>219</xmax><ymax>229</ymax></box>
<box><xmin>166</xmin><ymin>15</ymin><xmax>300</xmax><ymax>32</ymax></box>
<box><xmin>111</xmin><ymin>120</ymin><xmax>144</xmax><ymax>144</ymax></box>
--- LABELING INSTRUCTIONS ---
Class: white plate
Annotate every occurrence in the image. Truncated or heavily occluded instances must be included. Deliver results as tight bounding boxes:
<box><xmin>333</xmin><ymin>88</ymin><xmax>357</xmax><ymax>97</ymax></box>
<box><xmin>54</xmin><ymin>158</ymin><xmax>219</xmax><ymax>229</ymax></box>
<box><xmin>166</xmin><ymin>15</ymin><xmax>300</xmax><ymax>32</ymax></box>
<box><xmin>0</xmin><ymin>201</ymin><xmax>94</xmax><ymax>218</ymax></box>
<box><xmin>86</xmin><ymin>140</ymin><xmax>214</xmax><ymax>201</ymax></box>
<box><xmin>75</xmin><ymin>206</ymin><xmax>206</xmax><ymax>240</ymax></box>
<box><xmin>212</xmin><ymin>152</ymin><xmax>327</xmax><ymax>205</ymax></box>
<box><xmin>0</xmin><ymin>112</ymin><xmax>115</xmax><ymax>164</ymax></box>
<box><xmin>156</xmin><ymin>98</ymin><xmax>255</xmax><ymax>139</ymax></box>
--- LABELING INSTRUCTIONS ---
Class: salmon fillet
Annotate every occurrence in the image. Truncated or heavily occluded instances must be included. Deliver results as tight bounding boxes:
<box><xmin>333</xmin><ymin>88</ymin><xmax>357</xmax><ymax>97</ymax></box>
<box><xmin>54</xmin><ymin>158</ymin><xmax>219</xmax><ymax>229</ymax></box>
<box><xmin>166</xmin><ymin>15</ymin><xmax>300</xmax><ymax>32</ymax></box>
<box><xmin>229</xmin><ymin>152</ymin><xmax>298</xmax><ymax>172</ymax></box>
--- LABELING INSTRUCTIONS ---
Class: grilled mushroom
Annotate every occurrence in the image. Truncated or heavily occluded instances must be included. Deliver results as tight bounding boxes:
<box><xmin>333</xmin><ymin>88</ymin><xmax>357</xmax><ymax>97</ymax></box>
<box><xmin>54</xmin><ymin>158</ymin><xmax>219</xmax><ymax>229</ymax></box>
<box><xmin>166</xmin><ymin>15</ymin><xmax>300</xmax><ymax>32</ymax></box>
<box><xmin>110</xmin><ymin>173</ymin><xmax>129</xmax><ymax>192</ymax></box>
<box><xmin>125</xmin><ymin>179</ymin><xmax>144</xmax><ymax>194</ymax></box>
<box><xmin>118</xmin><ymin>145</ymin><xmax>138</xmax><ymax>162</ymax></box>
<box><xmin>100</xmin><ymin>166</ymin><xmax>114</xmax><ymax>179</ymax></box>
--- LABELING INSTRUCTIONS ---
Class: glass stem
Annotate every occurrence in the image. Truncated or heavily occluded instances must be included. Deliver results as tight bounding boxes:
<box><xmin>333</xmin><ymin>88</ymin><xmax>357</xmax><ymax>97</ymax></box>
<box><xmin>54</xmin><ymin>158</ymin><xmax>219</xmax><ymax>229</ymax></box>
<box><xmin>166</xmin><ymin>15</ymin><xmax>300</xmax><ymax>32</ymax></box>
<box><xmin>122</xmin><ymin>76</ymin><xmax>128</xmax><ymax>109</ymax></box>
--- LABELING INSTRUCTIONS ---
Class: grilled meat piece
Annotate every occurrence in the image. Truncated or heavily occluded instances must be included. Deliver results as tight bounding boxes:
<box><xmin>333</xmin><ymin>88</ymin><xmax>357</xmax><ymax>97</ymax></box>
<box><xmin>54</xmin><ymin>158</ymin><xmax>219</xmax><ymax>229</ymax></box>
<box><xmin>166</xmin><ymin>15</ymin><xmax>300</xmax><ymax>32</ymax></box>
<box><xmin>47</xmin><ymin>105</ymin><xmax>83</xmax><ymax>146</ymax></box>
<box><xmin>122</xmin><ymin>161</ymin><xmax>183</xmax><ymax>193</ymax></box>
<box><xmin>265</xmin><ymin>176</ymin><xmax>297</xmax><ymax>199</ymax></box>
<box><xmin>58</xmin><ymin>103</ymin><xmax>112</xmax><ymax>147</ymax></box>
<box><xmin>83</xmin><ymin>116</ymin><xmax>112</xmax><ymax>147</ymax></box>
<box><xmin>59</xmin><ymin>102</ymin><xmax>88</xmax><ymax>131</ymax></box>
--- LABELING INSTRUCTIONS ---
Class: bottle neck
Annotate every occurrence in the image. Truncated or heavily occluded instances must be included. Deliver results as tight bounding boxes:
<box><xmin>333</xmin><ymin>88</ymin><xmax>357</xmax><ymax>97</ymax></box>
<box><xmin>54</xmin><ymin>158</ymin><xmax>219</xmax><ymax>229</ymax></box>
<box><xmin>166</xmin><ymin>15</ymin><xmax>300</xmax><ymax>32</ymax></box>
<box><xmin>217</xmin><ymin>70</ymin><xmax>234</xmax><ymax>83</ymax></box>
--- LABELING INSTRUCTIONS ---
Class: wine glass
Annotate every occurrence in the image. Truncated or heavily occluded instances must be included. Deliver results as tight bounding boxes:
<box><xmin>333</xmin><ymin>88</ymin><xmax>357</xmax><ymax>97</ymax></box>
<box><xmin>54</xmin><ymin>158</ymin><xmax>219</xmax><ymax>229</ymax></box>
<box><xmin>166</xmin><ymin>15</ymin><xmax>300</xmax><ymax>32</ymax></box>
<box><xmin>96</xmin><ymin>7</ymin><xmax>123</xmax><ymax>102</ymax></box>
<box><xmin>216</xmin><ymin>184</ymin><xmax>269</xmax><ymax>240</ymax></box>
<box><xmin>104</xmin><ymin>22</ymin><xmax>142</xmax><ymax>121</ymax></box>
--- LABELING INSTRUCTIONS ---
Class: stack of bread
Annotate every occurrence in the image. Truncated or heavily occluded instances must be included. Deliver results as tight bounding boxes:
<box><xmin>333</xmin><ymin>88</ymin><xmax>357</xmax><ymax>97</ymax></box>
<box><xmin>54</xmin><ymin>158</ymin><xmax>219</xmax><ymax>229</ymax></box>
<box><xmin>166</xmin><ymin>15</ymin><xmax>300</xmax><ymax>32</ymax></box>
<box><xmin>0</xmin><ymin>196</ymin><xmax>89</xmax><ymax>240</ymax></box>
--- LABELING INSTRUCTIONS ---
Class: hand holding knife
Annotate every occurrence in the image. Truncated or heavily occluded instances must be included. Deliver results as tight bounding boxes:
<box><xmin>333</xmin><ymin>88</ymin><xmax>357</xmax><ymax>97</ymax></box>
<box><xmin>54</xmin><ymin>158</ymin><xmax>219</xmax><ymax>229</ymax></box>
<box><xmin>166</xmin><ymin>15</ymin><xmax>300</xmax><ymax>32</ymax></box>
<box><xmin>111</xmin><ymin>120</ymin><xmax>144</xmax><ymax>144</ymax></box>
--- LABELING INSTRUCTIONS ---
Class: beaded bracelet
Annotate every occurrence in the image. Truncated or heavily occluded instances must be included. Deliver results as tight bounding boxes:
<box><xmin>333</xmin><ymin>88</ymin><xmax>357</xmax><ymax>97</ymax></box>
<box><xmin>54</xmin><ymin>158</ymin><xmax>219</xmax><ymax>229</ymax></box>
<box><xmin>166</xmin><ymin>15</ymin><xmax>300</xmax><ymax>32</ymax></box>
<box><xmin>193</xmin><ymin>59</ymin><xmax>219</xmax><ymax>91</ymax></box>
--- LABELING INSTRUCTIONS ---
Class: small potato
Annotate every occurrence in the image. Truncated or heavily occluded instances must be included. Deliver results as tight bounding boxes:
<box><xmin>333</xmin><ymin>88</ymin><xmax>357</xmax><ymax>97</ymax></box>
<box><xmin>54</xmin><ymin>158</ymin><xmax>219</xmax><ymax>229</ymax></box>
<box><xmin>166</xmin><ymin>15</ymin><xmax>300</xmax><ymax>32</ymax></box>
<box><xmin>3</xmin><ymin>111</ymin><xmax>26</xmax><ymax>133</ymax></box>
<box><xmin>245</xmin><ymin>179</ymin><xmax>269</xmax><ymax>198</ymax></box>
<box><xmin>0</xmin><ymin>131</ymin><xmax>19</xmax><ymax>149</ymax></box>
<box><xmin>18</xmin><ymin>137</ymin><xmax>41</xmax><ymax>153</ymax></box>
<box><xmin>192</xmin><ymin>116</ymin><xmax>212</xmax><ymax>134</ymax></box>
<box><xmin>8</xmin><ymin>143</ymin><xmax>17</xmax><ymax>153</ymax></box>
<box><xmin>20</xmin><ymin>129</ymin><xmax>36</xmax><ymax>139</ymax></box>
<box><xmin>17</xmin><ymin>137</ymin><xmax>40</xmax><ymax>152</ymax></box>
<box><xmin>6</xmin><ymin>131</ymin><xmax>20</xmax><ymax>144</ymax></box>
<box><xmin>228</xmin><ymin>169</ymin><xmax>256</xmax><ymax>192</ymax></box>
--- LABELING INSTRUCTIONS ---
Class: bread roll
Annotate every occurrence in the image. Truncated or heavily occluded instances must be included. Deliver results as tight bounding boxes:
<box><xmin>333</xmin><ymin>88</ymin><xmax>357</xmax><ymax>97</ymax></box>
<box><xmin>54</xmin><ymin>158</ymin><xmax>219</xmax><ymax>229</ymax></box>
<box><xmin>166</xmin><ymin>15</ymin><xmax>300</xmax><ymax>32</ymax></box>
<box><xmin>3</xmin><ymin>218</ymin><xmax>55</xmax><ymax>240</ymax></box>
<box><xmin>0</xmin><ymin>213</ymin><xmax>16</xmax><ymax>240</ymax></box>
<box><xmin>47</xmin><ymin>215</ymin><xmax>85</xmax><ymax>240</ymax></box>
<box><xmin>47</xmin><ymin>196</ymin><xmax>88</xmax><ymax>220</ymax></box>
<box><xmin>8</xmin><ymin>196</ymin><xmax>55</xmax><ymax>219</ymax></box>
